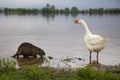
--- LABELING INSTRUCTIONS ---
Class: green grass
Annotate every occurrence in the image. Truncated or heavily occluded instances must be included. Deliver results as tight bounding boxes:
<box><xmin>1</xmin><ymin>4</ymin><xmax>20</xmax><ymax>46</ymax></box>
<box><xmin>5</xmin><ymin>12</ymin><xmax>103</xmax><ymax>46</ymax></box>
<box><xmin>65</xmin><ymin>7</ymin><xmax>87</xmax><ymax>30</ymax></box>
<box><xmin>0</xmin><ymin>59</ymin><xmax>120</xmax><ymax>80</ymax></box>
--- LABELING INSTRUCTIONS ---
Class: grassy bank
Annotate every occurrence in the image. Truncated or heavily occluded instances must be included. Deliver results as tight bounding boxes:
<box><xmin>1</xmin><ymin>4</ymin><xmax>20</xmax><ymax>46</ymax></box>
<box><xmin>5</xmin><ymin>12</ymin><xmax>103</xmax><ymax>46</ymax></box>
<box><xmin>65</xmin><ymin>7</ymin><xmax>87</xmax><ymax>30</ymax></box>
<box><xmin>0</xmin><ymin>59</ymin><xmax>120</xmax><ymax>80</ymax></box>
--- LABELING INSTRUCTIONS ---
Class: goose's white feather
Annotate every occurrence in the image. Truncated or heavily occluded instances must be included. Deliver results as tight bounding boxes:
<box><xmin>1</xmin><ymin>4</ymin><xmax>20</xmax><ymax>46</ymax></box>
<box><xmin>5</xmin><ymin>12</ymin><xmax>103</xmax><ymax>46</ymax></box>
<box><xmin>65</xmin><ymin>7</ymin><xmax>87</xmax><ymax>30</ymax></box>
<box><xmin>75</xmin><ymin>19</ymin><xmax>108</xmax><ymax>52</ymax></box>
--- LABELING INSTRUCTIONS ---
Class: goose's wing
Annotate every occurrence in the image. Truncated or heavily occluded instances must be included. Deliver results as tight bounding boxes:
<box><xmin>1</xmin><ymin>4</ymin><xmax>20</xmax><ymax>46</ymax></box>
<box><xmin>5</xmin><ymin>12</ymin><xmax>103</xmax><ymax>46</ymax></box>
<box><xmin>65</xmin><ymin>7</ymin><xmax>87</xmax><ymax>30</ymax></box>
<box><xmin>86</xmin><ymin>35</ymin><xmax>107</xmax><ymax>45</ymax></box>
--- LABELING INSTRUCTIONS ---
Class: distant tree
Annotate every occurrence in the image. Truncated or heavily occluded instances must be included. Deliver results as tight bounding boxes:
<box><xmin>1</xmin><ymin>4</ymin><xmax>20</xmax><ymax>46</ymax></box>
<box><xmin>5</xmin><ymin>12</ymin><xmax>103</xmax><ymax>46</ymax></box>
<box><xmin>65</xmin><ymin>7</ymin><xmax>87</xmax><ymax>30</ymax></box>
<box><xmin>59</xmin><ymin>9</ymin><xmax>64</xmax><ymax>13</ymax></box>
<box><xmin>64</xmin><ymin>7</ymin><xmax>70</xmax><ymax>13</ymax></box>
<box><xmin>98</xmin><ymin>8</ymin><xmax>104</xmax><ymax>13</ymax></box>
<box><xmin>1</xmin><ymin>5</ymin><xmax>120</xmax><ymax>14</ymax></box>
<box><xmin>0</xmin><ymin>9</ymin><xmax>2</xmax><ymax>12</ymax></box>
<box><xmin>31</xmin><ymin>9</ymin><xmax>38</xmax><ymax>14</ymax></box>
<box><xmin>42</xmin><ymin>4</ymin><xmax>54</xmax><ymax>13</ymax></box>
<box><xmin>55</xmin><ymin>9</ymin><xmax>59</xmax><ymax>13</ymax></box>
<box><xmin>43</xmin><ymin>4</ymin><xmax>51</xmax><ymax>13</ymax></box>
<box><xmin>71</xmin><ymin>7</ymin><xmax>79</xmax><ymax>13</ymax></box>
<box><xmin>47</xmin><ymin>4</ymin><xmax>50</xmax><ymax>8</ymax></box>
<box><xmin>51</xmin><ymin>5</ymin><xmax>55</xmax><ymax>13</ymax></box>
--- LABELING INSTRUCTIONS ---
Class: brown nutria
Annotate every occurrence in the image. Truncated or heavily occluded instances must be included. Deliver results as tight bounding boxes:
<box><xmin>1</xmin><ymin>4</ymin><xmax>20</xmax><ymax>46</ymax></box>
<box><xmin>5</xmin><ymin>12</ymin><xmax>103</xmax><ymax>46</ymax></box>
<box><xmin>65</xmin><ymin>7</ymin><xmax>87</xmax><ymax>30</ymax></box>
<box><xmin>12</xmin><ymin>42</ymin><xmax>46</xmax><ymax>58</ymax></box>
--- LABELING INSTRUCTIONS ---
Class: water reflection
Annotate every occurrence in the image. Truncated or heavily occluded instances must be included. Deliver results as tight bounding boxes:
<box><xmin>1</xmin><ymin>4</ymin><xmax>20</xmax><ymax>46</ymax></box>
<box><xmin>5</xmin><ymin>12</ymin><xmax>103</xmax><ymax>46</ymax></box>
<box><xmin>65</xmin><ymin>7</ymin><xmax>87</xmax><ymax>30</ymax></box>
<box><xmin>2</xmin><ymin>12</ymin><xmax>79</xmax><ymax>16</ymax></box>
<box><xmin>13</xmin><ymin>55</ymin><xmax>104</xmax><ymax>68</ymax></box>
<box><xmin>15</xmin><ymin>57</ymin><xmax>45</xmax><ymax>68</ymax></box>
<box><xmin>3</xmin><ymin>12</ymin><xmax>118</xmax><ymax>18</ymax></box>
<box><xmin>0</xmin><ymin>13</ymin><xmax>120</xmax><ymax>68</ymax></box>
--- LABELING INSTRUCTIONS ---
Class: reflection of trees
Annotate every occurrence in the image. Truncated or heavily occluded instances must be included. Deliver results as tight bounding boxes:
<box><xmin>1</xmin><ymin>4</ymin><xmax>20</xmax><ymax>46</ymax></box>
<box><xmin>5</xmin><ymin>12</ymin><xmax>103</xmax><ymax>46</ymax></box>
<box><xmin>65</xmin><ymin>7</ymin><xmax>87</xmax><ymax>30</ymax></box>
<box><xmin>59</xmin><ymin>13</ymin><xmax>70</xmax><ymax>18</ymax></box>
<box><xmin>41</xmin><ymin>13</ymin><xmax>79</xmax><ymax>22</ymax></box>
<box><xmin>89</xmin><ymin>12</ymin><xmax>103</xmax><ymax>17</ymax></box>
<box><xmin>64</xmin><ymin>13</ymin><xmax>70</xmax><ymax>18</ymax></box>
<box><xmin>41</xmin><ymin>13</ymin><xmax>57</xmax><ymax>22</ymax></box>
<box><xmin>71</xmin><ymin>13</ymin><xmax>79</xmax><ymax>17</ymax></box>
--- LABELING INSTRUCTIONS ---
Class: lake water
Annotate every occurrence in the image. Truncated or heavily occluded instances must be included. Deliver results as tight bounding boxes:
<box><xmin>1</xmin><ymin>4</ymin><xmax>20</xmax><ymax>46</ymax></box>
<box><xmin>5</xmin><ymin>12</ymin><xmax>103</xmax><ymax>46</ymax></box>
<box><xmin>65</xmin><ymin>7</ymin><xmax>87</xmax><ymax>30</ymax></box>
<box><xmin>0</xmin><ymin>13</ymin><xmax>120</xmax><ymax>68</ymax></box>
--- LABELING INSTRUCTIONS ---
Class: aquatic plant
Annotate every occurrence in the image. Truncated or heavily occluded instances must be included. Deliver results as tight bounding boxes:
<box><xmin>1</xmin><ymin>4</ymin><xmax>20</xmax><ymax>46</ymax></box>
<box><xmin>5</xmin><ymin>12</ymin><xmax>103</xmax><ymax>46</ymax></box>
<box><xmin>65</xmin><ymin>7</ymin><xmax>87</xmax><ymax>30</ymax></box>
<box><xmin>0</xmin><ymin>58</ymin><xmax>16</xmax><ymax>73</ymax></box>
<box><xmin>77</xmin><ymin>66</ymin><xmax>120</xmax><ymax>80</ymax></box>
<box><xmin>106</xmin><ymin>64</ymin><xmax>120</xmax><ymax>74</ymax></box>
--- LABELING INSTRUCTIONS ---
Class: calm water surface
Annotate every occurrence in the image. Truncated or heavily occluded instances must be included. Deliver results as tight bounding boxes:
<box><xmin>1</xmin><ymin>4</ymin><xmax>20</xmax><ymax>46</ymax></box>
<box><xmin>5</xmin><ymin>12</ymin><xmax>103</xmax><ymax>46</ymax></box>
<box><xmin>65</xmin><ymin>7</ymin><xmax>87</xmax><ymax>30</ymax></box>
<box><xmin>0</xmin><ymin>13</ymin><xmax>120</xmax><ymax>68</ymax></box>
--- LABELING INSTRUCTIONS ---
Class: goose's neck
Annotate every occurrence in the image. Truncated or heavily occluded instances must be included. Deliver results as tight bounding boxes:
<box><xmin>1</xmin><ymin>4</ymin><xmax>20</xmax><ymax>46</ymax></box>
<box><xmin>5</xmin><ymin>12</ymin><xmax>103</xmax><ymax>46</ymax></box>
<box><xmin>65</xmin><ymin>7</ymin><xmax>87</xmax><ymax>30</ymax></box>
<box><xmin>81</xmin><ymin>22</ymin><xmax>92</xmax><ymax>36</ymax></box>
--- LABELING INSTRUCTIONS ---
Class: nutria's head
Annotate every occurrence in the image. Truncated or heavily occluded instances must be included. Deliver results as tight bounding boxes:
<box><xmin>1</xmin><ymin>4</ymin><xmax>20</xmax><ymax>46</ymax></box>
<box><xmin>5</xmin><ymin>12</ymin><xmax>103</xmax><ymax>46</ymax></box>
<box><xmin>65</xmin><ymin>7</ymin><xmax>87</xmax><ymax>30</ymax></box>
<box><xmin>39</xmin><ymin>49</ymin><xmax>46</xmax><ymax>56</ymax></box>
<box><xmin>42</xmin><ymin>50</ymin><xmax>46</xmax><ymax>56</ymax></box>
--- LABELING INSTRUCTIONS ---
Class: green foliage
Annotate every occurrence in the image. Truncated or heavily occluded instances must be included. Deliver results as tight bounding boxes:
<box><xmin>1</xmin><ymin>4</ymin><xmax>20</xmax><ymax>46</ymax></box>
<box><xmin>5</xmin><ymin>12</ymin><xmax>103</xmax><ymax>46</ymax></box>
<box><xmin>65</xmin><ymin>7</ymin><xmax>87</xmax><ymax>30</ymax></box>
<box><xmin>77</xmin><ymin>66</ymin><xmax>120</xmax><ymax>80</ymax></box>
<box><xmin>77</xmin><ymin>66</ymin><xmax>96</xmax><ymax>79</ymax></box>
<box><xmin>89</xmin><ymin>8</ymin><xmax>120</xmax><ymax>14</ymax></box>
<box><xmin>71</xmin><ymin>7</ymin><xmax>79</xmax><ymax>13</ymax></box>
<box><xmin>22</xmin><ymin>65</ymin><xmax>53</xmax><ymax>80</ymax></box>
<box><xmin>0</xmin><ymin>71</ymin><xmax>25</xmax><ymax>80</ymax></box>
<box><xmin>106</xmin><ymin>64</ymin><xmax>120</xmax><ymax>74</ymax></box>
<box><xmin>3</xmin><ymin>7</ymin><xmax>39</xmax><ymax>15</ymax></box>
<box><xmin>42</xmin><ymin>4</ymin><xmax>56</xmax><ymax>13</ymax></box>
<box><xmin>0</xmin><ymin>59</ymin><xmax>120</xmax><ymax>80</ymax></box>
<box><xmin>0</xmin><ymin>58</ymin><xmax>16</xmax><ymax>73</ymax></box>
<box><xmin>1</xmin><ymin>5</ymin><xmax>120</xmax><ymax>15</ymax></box>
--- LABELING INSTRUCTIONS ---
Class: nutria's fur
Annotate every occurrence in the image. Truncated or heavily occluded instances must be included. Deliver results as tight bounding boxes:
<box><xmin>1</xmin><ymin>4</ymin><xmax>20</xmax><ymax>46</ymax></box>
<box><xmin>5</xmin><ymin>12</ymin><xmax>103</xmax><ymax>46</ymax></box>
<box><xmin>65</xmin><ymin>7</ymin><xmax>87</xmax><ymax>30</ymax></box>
<box><xmin>12</xmin><ymin>42</ymin><xmax>46</xmax><ymax>58</ymax></box>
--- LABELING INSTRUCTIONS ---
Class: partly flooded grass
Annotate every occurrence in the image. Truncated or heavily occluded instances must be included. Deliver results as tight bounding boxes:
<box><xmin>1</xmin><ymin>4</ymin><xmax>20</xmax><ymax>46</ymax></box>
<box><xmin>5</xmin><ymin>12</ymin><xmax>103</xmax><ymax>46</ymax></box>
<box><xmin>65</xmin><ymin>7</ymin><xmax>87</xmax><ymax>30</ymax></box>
<box><xmin>0</xmin><ymin>59</ymin><xmax>120</xmax><ymax>80</ymax></box>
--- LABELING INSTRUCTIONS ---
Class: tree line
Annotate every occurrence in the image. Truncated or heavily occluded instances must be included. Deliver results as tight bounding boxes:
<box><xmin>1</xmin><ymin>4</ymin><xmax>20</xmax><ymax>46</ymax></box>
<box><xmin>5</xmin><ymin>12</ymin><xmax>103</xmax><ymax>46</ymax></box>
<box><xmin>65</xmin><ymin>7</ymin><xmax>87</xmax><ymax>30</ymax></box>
<box><xmin>0</xmin><ymin>4</ymin><xmax>120</xmax><ymax>15</ymax></box>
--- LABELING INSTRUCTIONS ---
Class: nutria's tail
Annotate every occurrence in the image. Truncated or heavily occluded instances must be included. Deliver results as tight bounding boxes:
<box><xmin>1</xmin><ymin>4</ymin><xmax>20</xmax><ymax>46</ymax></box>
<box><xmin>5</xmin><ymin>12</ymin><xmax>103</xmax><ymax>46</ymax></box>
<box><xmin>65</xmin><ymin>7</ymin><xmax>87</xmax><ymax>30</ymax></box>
<box><xmin>12</xmin><ymin>53</ymin><xmax>17</xmax><ymax>58</ymax></box>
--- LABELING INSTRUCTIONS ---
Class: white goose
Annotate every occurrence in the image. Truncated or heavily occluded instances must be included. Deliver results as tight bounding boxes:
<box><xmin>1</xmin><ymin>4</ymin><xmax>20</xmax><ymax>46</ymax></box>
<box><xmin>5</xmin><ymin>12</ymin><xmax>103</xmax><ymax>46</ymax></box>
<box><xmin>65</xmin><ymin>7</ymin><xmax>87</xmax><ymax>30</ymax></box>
<box><xmin>74</xmin><ymin>19</ymin><xmax>108</xmax><ymax>63</ymax></box>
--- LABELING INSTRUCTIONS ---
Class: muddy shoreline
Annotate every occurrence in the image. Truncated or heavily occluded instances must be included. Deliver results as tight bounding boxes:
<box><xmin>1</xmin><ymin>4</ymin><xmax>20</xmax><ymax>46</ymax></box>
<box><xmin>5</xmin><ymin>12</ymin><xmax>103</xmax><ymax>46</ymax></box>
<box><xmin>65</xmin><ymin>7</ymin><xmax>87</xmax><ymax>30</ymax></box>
<box><xmin>9</xmin><ymin>55</ymin><xmax>119</xmax><ymax>71</ymax></box>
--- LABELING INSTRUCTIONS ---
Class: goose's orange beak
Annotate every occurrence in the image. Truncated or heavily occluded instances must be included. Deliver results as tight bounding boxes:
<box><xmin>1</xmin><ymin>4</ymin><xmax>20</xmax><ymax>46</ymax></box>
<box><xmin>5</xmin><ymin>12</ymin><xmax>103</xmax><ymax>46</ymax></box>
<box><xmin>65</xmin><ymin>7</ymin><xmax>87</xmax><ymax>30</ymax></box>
<box><xmin>74</xmin><ymin>20</ymin><xmax>78</xmax><ymax>23</ymax></box>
